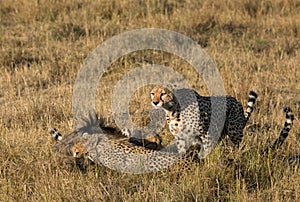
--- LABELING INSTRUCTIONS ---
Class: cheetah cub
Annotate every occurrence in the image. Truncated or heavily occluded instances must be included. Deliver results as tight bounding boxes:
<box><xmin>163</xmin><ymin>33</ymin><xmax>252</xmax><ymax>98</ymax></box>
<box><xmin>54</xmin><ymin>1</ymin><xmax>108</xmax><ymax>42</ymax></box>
<box><xmin>150</xmin><ymin>87</ymin><xmax>258</xmax><ymax>159</ymax></box>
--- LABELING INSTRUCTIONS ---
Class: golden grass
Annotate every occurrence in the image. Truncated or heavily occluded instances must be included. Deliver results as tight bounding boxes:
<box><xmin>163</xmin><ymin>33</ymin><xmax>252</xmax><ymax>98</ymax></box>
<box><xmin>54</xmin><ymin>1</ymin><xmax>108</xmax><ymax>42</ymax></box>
<box><xmin>1</xmin><ymin>0</ymin><xmax>300</xmax><ymax>201</ymax></box>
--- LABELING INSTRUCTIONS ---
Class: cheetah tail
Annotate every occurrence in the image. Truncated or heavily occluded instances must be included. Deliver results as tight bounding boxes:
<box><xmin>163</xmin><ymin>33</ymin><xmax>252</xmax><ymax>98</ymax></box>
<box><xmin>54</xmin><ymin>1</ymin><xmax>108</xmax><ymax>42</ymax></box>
<box><xmin>49</xmin><ymin>128</ymin><xmax>62</xmax><ymax>141</ymax></box>
<box><xmin>245</xmin><ymin>91</ymin><xmax>258</xmax><ymax>121</ymax></box>
<box><xmin>270</xmin><ymin>106</ymin><xmax>294</xmax><ymax>150</ymax></box>
<box><xmin>262</xmin><ymin>106</ymin><xmax>294</xmax><ymax>155</ymax></box>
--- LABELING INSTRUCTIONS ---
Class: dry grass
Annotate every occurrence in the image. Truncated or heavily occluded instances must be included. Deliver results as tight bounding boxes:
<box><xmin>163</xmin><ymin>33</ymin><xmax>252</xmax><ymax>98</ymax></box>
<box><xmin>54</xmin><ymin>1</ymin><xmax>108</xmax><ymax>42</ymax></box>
<box><xmin>1</xmin><ymin>0</ymin><xmax>300</xmax><ymax>201</ymax></box>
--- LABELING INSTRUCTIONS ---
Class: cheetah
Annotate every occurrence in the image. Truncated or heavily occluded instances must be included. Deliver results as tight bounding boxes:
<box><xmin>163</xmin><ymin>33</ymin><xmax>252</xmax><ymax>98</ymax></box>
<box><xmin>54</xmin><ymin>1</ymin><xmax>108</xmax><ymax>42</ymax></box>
<box><xmin>52</xmin><ymin>129</ymin><xmax>191</xmax><ymax>173</ymax></box>
<box><xmin>150</xmin><ymin>87</ymin><xmax>258</xmax><ymax>159</ymax></box>
<box><xmin>51</xmin><ymin>106</ymin><xmax>298</xmax><ymax>172</ymax></box>
<box><xmin>50</xmin><ymin>116</ymin><xmax>176</xmax><ymax>173</ymax></box>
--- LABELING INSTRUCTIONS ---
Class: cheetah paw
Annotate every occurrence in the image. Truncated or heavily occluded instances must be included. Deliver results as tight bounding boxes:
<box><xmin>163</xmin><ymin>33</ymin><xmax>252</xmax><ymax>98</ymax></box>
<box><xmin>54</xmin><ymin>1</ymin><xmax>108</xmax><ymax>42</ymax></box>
<box><xmin>121</xmin><ymin>128</ymin><xmax>132</xmax><ymax>138</ymax></box>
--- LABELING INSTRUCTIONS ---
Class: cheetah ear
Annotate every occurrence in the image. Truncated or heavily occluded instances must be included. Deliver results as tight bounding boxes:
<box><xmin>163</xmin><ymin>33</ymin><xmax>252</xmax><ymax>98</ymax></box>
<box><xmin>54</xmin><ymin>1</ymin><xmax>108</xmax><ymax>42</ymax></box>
<box><xmin>168</xmin><ymin>90</ymin><xmax>174</xmax><ymax>99</ymax></box>
<box><xmin>159</xmin><ymin>86</ymin><xmax>173</xmax><ymax>94</ymax></box>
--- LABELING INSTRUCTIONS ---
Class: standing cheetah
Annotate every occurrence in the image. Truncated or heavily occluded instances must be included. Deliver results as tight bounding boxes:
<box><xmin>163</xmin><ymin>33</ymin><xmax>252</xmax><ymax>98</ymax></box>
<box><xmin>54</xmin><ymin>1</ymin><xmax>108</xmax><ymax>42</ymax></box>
<box><xmin>150</xmin><ymin>87</ymin><xmax>258</xmax><ymax>159</ymax></box>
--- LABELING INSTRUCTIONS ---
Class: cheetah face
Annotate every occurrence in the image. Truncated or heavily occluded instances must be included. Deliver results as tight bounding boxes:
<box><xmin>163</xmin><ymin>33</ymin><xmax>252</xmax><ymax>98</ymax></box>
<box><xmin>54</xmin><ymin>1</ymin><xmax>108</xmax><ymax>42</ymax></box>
<box><xmin>72</xmin><ymin>148</ymin><xmax>81</xmax><ymax>158</ymax></box>
<box><xmin>150</xmin><ymin>87</ymin><xmax>175</xmax><ymax>110</ymax></box>
<box><xmin>71</xmin><ymin>142</ymin><xmax>87</xmax><ymax>158</ymax></box>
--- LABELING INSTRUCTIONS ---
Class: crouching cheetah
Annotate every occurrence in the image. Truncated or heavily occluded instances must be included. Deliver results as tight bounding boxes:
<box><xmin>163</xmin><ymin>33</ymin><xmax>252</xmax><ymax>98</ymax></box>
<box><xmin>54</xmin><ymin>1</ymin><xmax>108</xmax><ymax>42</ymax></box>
<box><xmin>150</xmin><ymin>87</ymin><xmax>258</xmax><ymax>159</ymax></box>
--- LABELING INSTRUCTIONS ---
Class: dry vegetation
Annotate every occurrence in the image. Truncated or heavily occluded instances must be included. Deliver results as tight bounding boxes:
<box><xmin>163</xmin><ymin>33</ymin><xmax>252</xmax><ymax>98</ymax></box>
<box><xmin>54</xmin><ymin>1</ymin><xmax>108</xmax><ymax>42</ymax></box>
<box><xmin>1</xmin><ymin>0</ymin><xmax>300</xmax><ymax>201</ymax></box>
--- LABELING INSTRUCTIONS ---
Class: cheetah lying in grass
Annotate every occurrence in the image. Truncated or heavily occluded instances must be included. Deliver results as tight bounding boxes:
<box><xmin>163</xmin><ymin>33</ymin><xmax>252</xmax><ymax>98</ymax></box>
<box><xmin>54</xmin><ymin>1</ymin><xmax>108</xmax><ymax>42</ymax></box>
<box><xmin>50</xmin><ymin>116</ymin><xmax>183</xmax><ymax>173</ymax></box>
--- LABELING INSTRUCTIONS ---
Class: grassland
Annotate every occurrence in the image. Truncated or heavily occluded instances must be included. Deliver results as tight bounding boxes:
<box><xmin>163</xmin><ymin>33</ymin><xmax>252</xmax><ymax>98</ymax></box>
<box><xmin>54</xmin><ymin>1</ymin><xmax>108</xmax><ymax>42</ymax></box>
<box><xmin>1</xmin><ymin>0</ymin><xmax>300</xmax><ymax>201</ymax></box>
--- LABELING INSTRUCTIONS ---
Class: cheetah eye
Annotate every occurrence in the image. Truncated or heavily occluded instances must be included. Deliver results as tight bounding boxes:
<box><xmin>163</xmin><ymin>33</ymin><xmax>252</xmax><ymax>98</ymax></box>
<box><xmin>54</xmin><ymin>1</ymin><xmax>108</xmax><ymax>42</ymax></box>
<box><xmin>151</xmin><ymin>92</ymin><xmax>154</xmax><ymax>96</ymax></box>
<box><xmin>161</xmin><ymin>92</ymin><xmax>166</xmax><ymax>96</ymax></box>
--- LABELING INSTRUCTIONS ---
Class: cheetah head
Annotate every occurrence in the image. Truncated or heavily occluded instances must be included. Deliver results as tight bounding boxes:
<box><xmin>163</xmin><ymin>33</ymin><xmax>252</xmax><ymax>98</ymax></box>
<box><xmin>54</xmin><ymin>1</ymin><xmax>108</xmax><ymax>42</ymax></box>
<box><xmin>150</xmin><ymin>87</ymin><xmax>177</xmax><ymax>111</ymax></box>
<box><xmin>71</xmin><ymin>141</ymin><xmax>88</xmax><ymax>158</ymax></box>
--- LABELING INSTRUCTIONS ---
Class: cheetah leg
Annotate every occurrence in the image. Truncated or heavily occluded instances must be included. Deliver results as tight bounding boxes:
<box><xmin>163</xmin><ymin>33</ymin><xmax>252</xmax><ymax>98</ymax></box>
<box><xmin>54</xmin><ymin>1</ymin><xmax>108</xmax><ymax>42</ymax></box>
<box><xmin>227</xmin><ymin>130</ymin><xmax>243</xmax><ymax>146</ymax></box>
<box><xmin>121</xmin><ymin>128</ymin><xmax>162</xmax><ymax>150</ymax></box>
<box><xmin>168</xmin><ymin>131</ymin><xmax>196</xmax><ymax>155</ymax></box>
